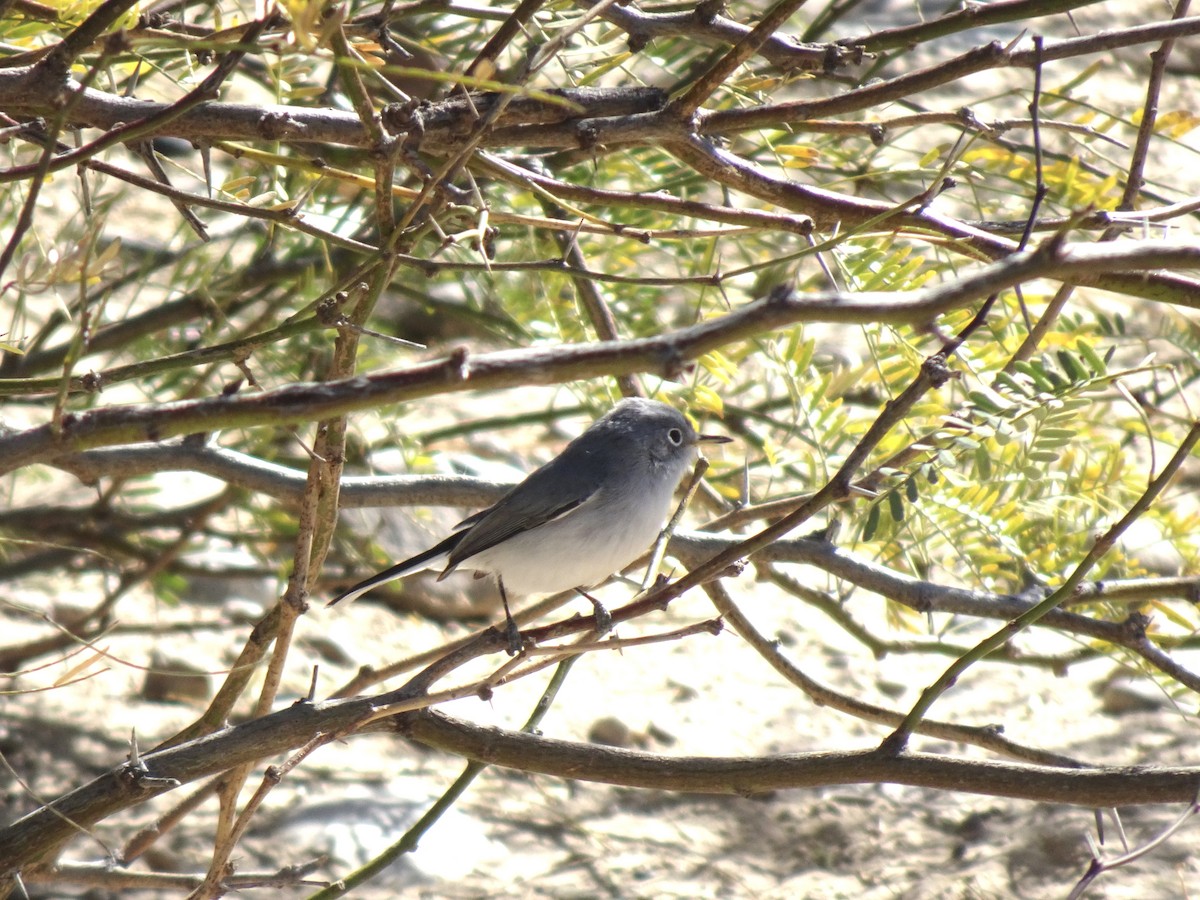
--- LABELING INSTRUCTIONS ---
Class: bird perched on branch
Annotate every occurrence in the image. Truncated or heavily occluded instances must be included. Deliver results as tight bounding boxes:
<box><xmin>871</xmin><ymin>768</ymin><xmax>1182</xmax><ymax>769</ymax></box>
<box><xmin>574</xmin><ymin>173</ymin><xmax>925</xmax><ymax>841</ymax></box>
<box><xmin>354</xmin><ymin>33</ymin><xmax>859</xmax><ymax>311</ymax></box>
<box><xmin>329</xmin><ymin>397</ymin><xmax>730</xmax><ymax>652</ymax></box>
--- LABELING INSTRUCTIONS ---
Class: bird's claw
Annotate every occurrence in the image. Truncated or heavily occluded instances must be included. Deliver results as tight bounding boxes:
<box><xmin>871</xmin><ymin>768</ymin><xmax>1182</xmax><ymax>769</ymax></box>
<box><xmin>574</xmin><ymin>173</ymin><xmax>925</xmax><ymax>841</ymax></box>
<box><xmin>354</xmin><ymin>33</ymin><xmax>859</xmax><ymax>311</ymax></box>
<box><xmin>581</xmin><ymin>592</ymin><xmax>612</xmax><ymax>636</ymax></box>
<box><xmin>502</xmin><ymin>616</ymin><xmax>524</xmax><ymax>656</ymax></box>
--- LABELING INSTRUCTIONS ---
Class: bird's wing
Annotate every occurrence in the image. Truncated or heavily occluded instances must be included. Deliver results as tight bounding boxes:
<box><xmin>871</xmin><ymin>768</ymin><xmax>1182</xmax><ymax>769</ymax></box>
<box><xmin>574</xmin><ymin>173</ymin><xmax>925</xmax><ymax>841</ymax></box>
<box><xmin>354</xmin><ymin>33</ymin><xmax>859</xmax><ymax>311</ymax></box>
<box><xmin>444</xmin><ymin>456</ymin><xmax>605</xmax><ymax>570</ymax></box>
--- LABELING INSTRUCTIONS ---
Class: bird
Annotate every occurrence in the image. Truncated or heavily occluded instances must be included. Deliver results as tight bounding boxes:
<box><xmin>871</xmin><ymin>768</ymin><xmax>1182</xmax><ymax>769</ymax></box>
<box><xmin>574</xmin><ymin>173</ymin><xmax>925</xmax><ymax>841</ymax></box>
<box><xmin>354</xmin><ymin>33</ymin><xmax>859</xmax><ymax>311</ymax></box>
<box><xmin>328</xmin><ymin>397</ymin><xmax>731</xmax><ymax>652</ymax></box>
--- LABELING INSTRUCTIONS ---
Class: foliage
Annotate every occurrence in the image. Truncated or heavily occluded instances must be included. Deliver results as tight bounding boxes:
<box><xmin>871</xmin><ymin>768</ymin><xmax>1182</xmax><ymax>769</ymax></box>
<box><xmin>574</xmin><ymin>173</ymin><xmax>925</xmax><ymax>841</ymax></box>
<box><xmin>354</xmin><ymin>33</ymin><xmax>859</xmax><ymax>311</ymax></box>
<box><xmin>1</xmin><ymin>0</ymin><xmax>1200</xmax><ymax>895</ymax></box>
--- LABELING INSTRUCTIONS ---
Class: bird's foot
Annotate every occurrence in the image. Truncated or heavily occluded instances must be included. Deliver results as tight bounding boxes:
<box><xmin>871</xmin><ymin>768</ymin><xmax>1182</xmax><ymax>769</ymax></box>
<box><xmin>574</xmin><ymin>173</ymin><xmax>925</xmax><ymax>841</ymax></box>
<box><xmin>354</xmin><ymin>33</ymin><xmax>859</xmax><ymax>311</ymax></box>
<box><xmin>579</xmin><ymin>589</ymin><xmax>612</xmax><ymax>636</ymax></box>
<box><xmin>502</xmin><ymin>613</ymin><xmax>524</xmax><ymax>656</ymax></box>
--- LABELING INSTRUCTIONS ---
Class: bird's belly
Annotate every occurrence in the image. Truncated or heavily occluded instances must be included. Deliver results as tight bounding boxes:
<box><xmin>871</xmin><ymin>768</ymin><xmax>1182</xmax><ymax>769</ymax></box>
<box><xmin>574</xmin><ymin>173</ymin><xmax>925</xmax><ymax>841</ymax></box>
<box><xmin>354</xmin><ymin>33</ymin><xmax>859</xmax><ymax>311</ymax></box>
<box><xmin>466</xmin><ymin>487</ymin><xmax>674</xmax><ymax>597</ymax></box>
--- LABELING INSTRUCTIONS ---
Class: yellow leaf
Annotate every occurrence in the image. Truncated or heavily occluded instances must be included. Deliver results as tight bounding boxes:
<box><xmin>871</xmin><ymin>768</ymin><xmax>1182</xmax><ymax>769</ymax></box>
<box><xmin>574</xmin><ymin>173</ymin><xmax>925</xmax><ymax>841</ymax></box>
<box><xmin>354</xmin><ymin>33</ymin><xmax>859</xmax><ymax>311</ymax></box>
<box><xmin>287</xmin><ymin>86</ymin><xmax>328</xmax><ymax>99</ymax></box>
<box><xmin>54</xmin><ymin>648</ymin><xmax>108</xmax><ymax>686</ymax></box>
<box><xmin>1156</xmin><ymin>110</ymin><xmax>1200</xmax><ymax>138</ymax></box>
<box><xmin>692</xmin><ymin>384</ymin><xmax>724</xmax><ymax>415</ymax></box>
<box><xmin>698</xmin><ymin>350</ymin><xmax>737</xmax><ymax>384</ymax></box>
<box><xmin>93</xmin><ymin>238</ymin><xmax>122</xmax><ymax>268</ymax></box>
<box><xmin>776</xmin><ymin>143</ymin><xmax>819</xmax><ymax>161</ymax></box>
<box><xmin>776</xmin><ymin>145</ymin><xmax>819</xmax><ymax>168</ymax></box>
<box><xmin>577</xmin><ymin>52</ymin><xmax>632</xmax><ymax>87</ymax></box>
<box><xmin>221</xmin><ymin>175</ymin><xmax>256</xmax><ymax>193</ymax></box>
<box><xmin>738</xmin><ymin>76</ymin><xmax>782</xmax><ymax>92</ymax></box>
<box><xmin>762</xmin><ymin>435</ymin><xmax>778</xmax><ymax>467</ymax></box>
<box><xmin>918</xmin><ymin>144</ymin><xmax>943</xmax><ymax>167</ymax></box>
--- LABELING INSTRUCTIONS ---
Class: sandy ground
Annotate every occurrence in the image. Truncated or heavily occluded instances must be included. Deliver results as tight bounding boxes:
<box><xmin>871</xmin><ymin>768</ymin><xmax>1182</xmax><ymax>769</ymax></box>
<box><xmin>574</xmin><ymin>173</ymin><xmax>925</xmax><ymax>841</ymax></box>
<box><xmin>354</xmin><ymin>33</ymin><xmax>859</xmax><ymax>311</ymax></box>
<box><xmin>5</xmin><ymin>555</ymin><xmax>1200</xmax><ymax>898</ymax></box>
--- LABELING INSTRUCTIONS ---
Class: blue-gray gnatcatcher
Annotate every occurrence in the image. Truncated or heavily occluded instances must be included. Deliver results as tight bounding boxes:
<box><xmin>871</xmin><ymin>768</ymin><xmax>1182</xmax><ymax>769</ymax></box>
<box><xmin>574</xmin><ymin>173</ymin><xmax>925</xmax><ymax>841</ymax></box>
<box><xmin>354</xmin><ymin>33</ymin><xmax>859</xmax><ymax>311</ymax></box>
<box><xmin>329</xmin><ymin>397</ymin><xmax>731</xmax><ymax>650</ymax></box>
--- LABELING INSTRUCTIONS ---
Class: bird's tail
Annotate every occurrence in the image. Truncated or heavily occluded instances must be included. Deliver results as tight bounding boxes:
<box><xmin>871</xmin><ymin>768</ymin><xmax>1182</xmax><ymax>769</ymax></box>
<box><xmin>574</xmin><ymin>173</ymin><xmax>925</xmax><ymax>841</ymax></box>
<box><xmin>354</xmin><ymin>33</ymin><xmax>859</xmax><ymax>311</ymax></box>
<box><xmin>327</xmin><ymin>532</ymin><xmax>461</xmax><ymax>606</ymax></box>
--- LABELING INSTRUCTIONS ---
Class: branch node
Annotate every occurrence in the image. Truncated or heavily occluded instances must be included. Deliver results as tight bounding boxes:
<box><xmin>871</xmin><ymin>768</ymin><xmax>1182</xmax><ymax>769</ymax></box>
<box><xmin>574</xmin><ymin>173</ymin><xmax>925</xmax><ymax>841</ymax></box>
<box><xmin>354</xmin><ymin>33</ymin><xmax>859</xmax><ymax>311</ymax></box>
<box><xmin>1120</xmin><ymin>612</ymin><xmax>1151</xmax><ymax>641</ymax></box>
<box><xmin>920</xmin><ymin>353</ymin><xmax>954</xmax><ymax>389</ymax></box>
<box><xmin>575</xmin><ymin>119</ymin><xmax>599</xmax><ymax>150</ymax></box>
<box><xmin>447</xmin><ymin>345</ymin><xmax>471</xmax><ymax>381</ymax></box>
<box><xmin>692</xmin><ymin>0</ymin><xmax>725</xmax><ymax>25</ymax></box>
<box><xmin>763</xmin><ymin>283</ymin><xmax>794</xmax><ymax>307</ymax></box>
<box><xmin>258</xmin><ymin>110</ymin><xmax>306</xmax><ymax>140</ymax></box>
<box><xmin>659</xmin><ymin>344</ymin><xmax>689</xmax><ymax>381</ymax></box>
<box><xmin>115</xmin><ymin>758</ymin><xmax>180</xmax><ymax>795</ymax></box>
<box><xmin>877</xmin><ymin>731</ymin><xmax>907</xmax><ymax>757</ymax></box>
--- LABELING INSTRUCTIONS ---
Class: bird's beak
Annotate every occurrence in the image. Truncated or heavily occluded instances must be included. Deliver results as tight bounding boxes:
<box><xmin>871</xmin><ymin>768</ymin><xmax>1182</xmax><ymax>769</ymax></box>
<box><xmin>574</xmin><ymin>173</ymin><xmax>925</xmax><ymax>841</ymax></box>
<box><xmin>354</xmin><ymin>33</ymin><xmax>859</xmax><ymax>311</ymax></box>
<box><xmin>697</xmin><ymin>433</ymin><xmax>733</xmax><ymax>444</ymax></box>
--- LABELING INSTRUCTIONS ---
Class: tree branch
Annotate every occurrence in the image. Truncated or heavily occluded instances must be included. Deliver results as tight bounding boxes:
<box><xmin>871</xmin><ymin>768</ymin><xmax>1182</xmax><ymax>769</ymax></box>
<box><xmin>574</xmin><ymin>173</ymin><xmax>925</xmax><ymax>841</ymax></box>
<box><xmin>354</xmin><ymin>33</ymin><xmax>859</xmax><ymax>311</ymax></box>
<box><xmin>401</xmin><ymin>709</ymin><xmax>1200</xmax><ymax>807</ymax></box>
<box><xmin>2</xmin><ymin>239</ymin><xmax>1197</xmax><ymax>474</ymax></box>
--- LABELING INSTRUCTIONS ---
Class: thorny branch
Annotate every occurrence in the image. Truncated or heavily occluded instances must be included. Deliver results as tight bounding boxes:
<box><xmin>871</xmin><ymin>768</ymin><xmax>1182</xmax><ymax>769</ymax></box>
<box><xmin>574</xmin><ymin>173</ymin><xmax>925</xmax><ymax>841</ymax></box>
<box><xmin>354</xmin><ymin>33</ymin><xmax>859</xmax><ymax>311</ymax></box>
<box><xmin>1</xmin><ymin>239</ymin><xmax>1198</xmax><ymax>473</ymax></box>
<box><xmin>3</xmin><ymin>1</ymin><xmax>1200</xmax><ymax>895</ymax></box>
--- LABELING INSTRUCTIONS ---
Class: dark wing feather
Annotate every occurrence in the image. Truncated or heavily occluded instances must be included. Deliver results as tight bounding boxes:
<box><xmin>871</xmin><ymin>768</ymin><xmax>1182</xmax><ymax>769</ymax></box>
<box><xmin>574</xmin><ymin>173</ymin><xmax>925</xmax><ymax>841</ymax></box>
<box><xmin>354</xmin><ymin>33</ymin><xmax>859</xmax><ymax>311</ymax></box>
<box><xmin>445</xmin><ymin>448</ymin><xmax>606</xmax><ymax>570</ymax></box>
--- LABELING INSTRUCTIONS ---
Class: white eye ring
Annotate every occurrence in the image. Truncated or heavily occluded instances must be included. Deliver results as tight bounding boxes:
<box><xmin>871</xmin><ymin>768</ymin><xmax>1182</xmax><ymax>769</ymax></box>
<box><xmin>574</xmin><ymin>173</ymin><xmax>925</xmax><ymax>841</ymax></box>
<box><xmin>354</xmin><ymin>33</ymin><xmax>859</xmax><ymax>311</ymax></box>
<box><xmin>667</xmin><ymin>427</ymin><xmax>684</xmax><ymax>446</ymax></box>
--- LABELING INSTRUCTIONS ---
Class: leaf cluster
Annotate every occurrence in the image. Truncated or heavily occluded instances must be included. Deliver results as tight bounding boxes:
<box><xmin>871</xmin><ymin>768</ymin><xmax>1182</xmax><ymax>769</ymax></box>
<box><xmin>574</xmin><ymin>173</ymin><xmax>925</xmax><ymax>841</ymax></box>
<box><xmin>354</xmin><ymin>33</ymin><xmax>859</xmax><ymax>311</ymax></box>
<box><xmin>1</xmin><ymin>0</ymin><xmax>1200</xmax><ymax>895</ymax></box>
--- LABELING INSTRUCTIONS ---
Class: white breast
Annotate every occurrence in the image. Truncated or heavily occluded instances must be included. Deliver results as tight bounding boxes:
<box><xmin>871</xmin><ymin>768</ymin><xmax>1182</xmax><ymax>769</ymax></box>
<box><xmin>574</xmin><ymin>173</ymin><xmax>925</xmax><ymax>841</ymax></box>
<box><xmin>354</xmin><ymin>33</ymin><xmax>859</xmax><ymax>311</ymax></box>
<box><xmin>464</xmin><ymin>457</ymin><xmax>688</xmax><ymax>597</ymax></box>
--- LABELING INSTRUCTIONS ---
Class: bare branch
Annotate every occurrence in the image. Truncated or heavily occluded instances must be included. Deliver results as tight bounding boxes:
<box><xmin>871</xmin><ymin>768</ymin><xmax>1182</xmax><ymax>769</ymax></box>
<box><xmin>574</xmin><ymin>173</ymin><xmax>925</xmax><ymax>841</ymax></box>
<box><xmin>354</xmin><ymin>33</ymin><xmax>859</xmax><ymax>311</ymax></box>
<box><xmin>401</xmin><ymin>709</ymin><xmax>1200</xmax><ymax>807</ymax></box>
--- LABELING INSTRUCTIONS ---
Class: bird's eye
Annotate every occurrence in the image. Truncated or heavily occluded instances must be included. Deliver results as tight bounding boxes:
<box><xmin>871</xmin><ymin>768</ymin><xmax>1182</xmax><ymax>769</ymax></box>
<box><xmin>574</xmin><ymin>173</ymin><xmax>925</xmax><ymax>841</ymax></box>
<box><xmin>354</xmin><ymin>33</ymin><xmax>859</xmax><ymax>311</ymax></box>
<box><xmin>667</xmin><ymin>428</ymin><xmax>684</xmax><ymax>446</ymax></box>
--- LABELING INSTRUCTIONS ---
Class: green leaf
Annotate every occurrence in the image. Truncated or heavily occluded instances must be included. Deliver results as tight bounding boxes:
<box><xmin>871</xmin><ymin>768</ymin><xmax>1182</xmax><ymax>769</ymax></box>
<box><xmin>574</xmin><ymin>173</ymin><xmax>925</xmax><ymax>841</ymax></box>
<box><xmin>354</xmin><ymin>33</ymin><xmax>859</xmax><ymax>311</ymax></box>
<box><xmin>1038</xmin><ymin>427</ymin><xmax>1076</xmax><ymax>444</ymax></box>
<box><xmin>1076</xmin><ymin>339</ymin><xmax>1108</xmax><ymax>375</ymax></box>
<box><xmin>1056</xmin><ymin>349</ymin><xmax>1089</xmax><ymax>383</ymax></box>
<box><xmin>1014</xmin><ymin>360</ymin><xmax>1056</xmax><ymax>393</ymax></box>
<box><xmin>1027</xmin><ymin>449</ymin><xmax>1061</xmax><ymax>463</ymax></box>
<box><xmin>862</xmin><ymin>503</ymin><xmax>881</xmax><ymax>542</ymax></box>
<box><xmin>976</xmin><ymin>446</ymin><xmax>993</xmax><ymax>480</ymax></box>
